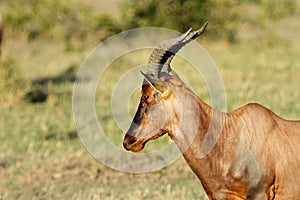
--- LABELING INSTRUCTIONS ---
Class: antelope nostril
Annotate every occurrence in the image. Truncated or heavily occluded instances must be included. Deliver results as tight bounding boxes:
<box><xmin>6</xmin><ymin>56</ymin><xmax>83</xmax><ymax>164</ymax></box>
<box><xmin>128</xmin><ymin>137</ymin><xmax>137</xmax><ymax>145</ymax></box>
<box><xmin>123</xmin><ymin>134</ymin><xmax>137</xmax><ymax>150</ymax></box>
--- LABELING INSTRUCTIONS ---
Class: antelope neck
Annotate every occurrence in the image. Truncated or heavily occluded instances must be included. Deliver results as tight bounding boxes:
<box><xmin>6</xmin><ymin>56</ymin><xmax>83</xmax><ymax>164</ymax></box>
<box><xmin>167</xmin><ymin>87</ymin><xmax>214</xmax><ymax>153</ymax></box>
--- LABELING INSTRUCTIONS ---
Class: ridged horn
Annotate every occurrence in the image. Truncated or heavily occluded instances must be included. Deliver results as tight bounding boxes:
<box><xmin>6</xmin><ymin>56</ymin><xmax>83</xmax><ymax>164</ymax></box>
<box><xmin>146</xmin><ymin>21</ymin><xmax>208</xmax><ymax>78</ymax></box>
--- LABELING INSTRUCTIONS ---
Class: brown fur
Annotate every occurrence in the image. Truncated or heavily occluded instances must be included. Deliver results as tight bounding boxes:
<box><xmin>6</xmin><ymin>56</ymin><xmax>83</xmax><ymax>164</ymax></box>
<box><xmin>123</xmin><ymin>70</ymin><xmax>300</xmax><ymax>199</ymax></box>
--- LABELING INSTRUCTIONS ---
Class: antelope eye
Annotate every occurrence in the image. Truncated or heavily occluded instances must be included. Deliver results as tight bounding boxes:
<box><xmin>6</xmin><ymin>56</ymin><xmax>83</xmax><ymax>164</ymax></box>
<box><xmin>142</xmin><ymin>95</ymin><xmax>149</xmax><ymax>100</ymax></box>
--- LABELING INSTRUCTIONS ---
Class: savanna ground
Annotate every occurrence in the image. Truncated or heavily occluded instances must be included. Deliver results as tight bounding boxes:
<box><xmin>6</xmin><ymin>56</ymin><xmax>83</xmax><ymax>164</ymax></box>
<box><xmin>1</xmin><ymin>1</ymin><xmax>300</xmax><ymax>199</ymax></box>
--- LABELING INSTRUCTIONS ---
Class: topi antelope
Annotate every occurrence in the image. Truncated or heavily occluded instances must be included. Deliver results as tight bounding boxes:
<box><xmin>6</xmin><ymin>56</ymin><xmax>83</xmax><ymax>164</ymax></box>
<box><xmin>123</xmin><ymin>22</ymin><xmax>300</xmax><ymax>199</ymax></box>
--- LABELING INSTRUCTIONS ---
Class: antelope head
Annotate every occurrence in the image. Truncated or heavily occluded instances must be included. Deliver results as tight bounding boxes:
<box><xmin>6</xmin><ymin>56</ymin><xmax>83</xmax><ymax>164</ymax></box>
<box><xmin>123</xmin><ymin>22</ymin><xmax>208</xmax><ymax>152</ymax></box>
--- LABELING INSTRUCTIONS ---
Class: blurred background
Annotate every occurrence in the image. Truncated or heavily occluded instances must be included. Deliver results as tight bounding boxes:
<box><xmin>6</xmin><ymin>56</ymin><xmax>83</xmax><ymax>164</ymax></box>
<box><xmin>0</xmin><ymin>0</ymin><xmax>299</xmax><ymax>199</ymax></box>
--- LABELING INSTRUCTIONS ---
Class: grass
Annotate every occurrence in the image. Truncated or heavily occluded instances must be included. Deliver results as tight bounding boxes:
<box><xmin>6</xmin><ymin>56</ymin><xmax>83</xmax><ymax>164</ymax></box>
<box><xmin>1</xmin><ymin>3</ymin><xmax>300</xmax><ymax>200</ymax></box>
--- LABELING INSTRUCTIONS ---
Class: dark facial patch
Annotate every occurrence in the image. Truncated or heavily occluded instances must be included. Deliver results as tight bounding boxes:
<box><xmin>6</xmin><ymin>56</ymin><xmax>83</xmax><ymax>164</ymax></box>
<box><xmin>132</xmin><ymin>83</ymin><xmax>155</xmax><ymax>126</ymax></box>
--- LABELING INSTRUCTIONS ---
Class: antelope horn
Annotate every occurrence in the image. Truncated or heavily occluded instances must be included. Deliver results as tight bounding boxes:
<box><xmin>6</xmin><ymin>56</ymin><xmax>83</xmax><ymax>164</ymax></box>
<box><xmin>146</xmin><ymin>21</ymin><xmax>208</xmax><ymax>78</ymax></box>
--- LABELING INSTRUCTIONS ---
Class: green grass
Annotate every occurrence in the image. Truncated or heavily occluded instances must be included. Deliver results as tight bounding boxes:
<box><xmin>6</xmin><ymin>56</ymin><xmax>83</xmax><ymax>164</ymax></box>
<box><xmin>1</xmin><ymin>3</ymin><xmax>300</xmax><ymax>200</ymax></box>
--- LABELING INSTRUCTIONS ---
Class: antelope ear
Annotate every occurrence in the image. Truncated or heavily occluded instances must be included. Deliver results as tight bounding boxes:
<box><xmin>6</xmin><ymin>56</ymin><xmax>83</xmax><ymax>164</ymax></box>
<box><xmin>140</xmin><ymin>71</ymin><xmax>170</xmax><ymax>96</ymax></box>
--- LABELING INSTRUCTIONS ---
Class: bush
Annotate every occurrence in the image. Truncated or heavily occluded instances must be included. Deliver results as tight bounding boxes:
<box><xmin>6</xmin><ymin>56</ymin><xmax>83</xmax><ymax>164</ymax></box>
<box><xmin>119</xmin><ymin>0</ymin><xmax>250</xmax><ymax>41</ymax></box>
<box><xmin>262</xmin><ymin>0</ymin><xmax>297</xmax><ymax>19</ymax></box>
<box><xmin>1</xmin><ymin>0</ymin><xmax>297</xmax><ymax>45</ymax></box>
<box><xmin>120</xmin><ymin>0</ymin><xmax>209</xmax><ymax>31</ymax></box>
<box><xmin>1</xmin><ymin>0</ymin><xmax>122</xmax><ymax>48</ymax></box>
<box><xmin>119</xmin><ymin>0</ymin><xmax>297</xmax><ymax>42</ymax></box>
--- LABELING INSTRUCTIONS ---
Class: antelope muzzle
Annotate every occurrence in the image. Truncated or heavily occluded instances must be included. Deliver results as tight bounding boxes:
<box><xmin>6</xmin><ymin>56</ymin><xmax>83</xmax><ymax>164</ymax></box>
<box><xmin>123</xmin><ymin>133</ymin><xmax>145</xmax><ymax>152</ymax></box>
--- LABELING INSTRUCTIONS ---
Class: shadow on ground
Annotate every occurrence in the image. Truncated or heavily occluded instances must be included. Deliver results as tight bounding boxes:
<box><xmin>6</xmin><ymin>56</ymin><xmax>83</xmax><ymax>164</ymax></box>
<box><xmin>25</xmin><ymin>65</ymin><xmax>78</xmax><ymax>103</ymax></box>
